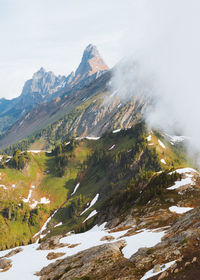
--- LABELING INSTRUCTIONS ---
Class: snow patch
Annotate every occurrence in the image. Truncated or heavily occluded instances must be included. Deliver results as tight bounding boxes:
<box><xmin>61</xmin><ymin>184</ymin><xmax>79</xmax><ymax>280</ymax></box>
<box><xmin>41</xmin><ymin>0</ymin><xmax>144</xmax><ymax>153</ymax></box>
<box><xmin>22</xmin><ymin>186</ymin><xmax>35</xmax><ymax>203</ymax></box>
<box><xmin>71</xmin><ymin>183</ymin><xmax>80</xmax><ymax>196</ymax></box>
<box><xmin>147</xmin><ymin>135</ymin><xmax>152</xmax><ymax>141</ymax></box>
<box><xmin>113</xmin><ymin>129</ymin><xmax>121</xmax><ymax>134</ymax></box>
<box><xmin>167</xmin><ymin>168</ymin><xmax>197</xmax><ymax>190</ymax></box>
<box><xmin>80</xmin><ymin>194</ymin><xmax>99</xmax><ymax>215</ymax></box>
<box><xmin>108</xmin><ymin>144</ymin><xmax>115</xmax><ymax>151</ymax></box>
<box><xmin>86</xmin><ymin>136</ymin><xmax>100</xmax><ymax>140</ymax></box>
<box><xmin>0</xmin><ymin>223</ymin><xmax>166</xmax><ymax>280</ymax></box>
<box><xmin>122</xmin><ymin>229</ymin><xmax>165</xmax><ymax>258</ymax></box>
<box><xmin>160</xmin><ymin>159</ymin><xmax>166</xmax><ymax>164</ymax></box>
<box><xmin>169</xmin><ymin>206</ymin><xmax>193</xmax><ymax>214</ymax></box>
<box><xmin>0</xmin><ymin>185</ymin><xmax>7</xmax><ymax>190</ymax></box>
<box><xmin>167</xmin><ymin>177</ymin><xmax>194</xmax><ymax>190</ymax></box>
<box><xmin>140</xmin><ymin>260</ymin><xmax>176</xmax><ymax>280</ymax></box>
<box><xmin>83</xmin><ymin>210</ymin><xmax>97</xmax><ymax>223</ymax></box>
<box><xmin>158</xmin><ymin>139</ymin><xmax>166</xmax><ymax>149</ymax></box>
<box><xmin>33</xmin><ymin>209</ymin><xmax>58</xmax><ymax>240</ymax></box>
<box><xmin>54</xmin><ymin>222</ymin><xmax>63</xmax><ymax>228</ymax></box>
<box><xmin>170</xmin><ymin>167</ymin><xmax>198</xmax><ymax>175</ymax></box>
<box><xmin>40</xmin><ymin>197</ymin><xmax>50</xmax><ymax>204</ymax></box>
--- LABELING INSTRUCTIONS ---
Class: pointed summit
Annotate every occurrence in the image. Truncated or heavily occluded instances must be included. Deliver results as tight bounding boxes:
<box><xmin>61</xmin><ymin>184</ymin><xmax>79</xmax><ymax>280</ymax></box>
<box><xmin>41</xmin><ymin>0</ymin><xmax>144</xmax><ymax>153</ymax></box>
<box><xmin>82</xmin><ymin>44</ymin><xmax>100</xmax><ymax>61</ymax></box>
<box><xmin>73</xmin><ymin>44</ymin><xmax>109</xmax><ymax>85</ymax></box>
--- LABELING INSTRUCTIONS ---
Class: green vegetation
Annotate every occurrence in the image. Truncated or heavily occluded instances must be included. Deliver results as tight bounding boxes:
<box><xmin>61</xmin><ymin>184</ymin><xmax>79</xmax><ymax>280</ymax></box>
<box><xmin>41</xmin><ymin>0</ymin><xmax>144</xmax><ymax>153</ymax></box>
<box><xmin>0</xmin><ymin>120</ymin><xmax>191</xmax><ymax>247</ymax></box>
<box><xmin>0</xmin><ymin>200</ymin><xmax>49</xmax><ymax>249</ymax></box>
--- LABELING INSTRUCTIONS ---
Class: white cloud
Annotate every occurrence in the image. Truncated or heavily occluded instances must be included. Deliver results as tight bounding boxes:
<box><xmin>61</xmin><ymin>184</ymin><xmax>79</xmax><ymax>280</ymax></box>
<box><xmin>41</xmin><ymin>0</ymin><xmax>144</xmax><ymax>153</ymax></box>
<box><xmin>111</xmin><ymin>0</ymin><xmax>200</xmax><ymax>160</ymax></box>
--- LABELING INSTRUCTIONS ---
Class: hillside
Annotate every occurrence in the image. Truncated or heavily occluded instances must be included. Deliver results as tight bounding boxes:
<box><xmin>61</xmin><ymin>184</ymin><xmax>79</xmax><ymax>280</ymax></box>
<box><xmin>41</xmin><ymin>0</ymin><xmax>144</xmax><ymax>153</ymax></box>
<box><xmin>0</xmin><ymin>122</ymin><xmax>199</xmax><ymax>279</ymax></box>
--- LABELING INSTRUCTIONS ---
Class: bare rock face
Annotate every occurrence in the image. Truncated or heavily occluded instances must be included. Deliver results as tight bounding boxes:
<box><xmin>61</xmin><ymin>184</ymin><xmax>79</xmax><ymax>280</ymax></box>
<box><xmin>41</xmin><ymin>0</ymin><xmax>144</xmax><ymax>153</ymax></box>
<box><xmin>37</xmin><ymin>240</ymin><xmax>127</xmax><ymax>280</ymax></box>
<box><xmin>0</xmin><ymin>258</ymin><xmax>12</xmax><ymax>271</ymax></box>
<box><xmin>46</xmin><ymin>252</ymin><xmax>66</xmax><ymax>260</ymax></box>
<box><xmin>153</xmin><ymin>264</ymin><xmax>161</xmax><ymax>273</ymax></box>
<box><xmin>100</xmin><ymin>235</ymin><xmax>115</xmax><ymax>242</ymax></box>
<box><xmin>37</xmin><ymin>235</ymin><xmax>67</xmax><ymax>250</ymax></box>
<box><xmin>72</xmin><ymin>44</ymin><xmax>109</xmax><ymax>85</ymax></box>
<box><xmin>1</xmin><ymin>247</ymin><xmax>23</xmax><ymax>258</ymax></box>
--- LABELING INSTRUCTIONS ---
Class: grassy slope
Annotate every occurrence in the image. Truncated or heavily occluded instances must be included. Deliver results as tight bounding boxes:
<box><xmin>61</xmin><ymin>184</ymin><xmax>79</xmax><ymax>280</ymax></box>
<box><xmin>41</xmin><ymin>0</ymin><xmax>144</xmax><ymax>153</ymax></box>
<box><xmin>45</xmin><ymin>125</ymin><xmax>191</xmax><ymax>238</ymax></box>
<box><xmin>0</xmin><ymin>124</ymin><xmax>192</xmax><ymax>248</ymax></box>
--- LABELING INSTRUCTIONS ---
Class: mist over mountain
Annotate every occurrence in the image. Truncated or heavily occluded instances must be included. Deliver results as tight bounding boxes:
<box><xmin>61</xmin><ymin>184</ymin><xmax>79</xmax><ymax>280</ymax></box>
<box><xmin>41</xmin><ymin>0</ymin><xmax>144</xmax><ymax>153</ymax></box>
<box><xmin>0</xmin><ymin>5</ymin><xmax>200</xmax><ymax>278</ymax></box>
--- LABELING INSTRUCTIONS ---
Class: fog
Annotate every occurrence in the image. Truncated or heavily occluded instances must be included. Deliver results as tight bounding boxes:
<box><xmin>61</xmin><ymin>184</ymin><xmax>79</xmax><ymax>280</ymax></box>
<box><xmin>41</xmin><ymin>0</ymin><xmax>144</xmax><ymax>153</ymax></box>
<box><xmin>111</xmin><ymin>0</ymin><xmax>200</xmax><ymax>158</ymax></box>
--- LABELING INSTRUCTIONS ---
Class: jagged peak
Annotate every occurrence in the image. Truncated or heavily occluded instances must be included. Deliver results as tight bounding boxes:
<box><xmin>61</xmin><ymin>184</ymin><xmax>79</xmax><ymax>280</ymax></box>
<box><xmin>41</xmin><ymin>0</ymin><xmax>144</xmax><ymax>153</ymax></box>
<box><xmin>74</xmin><ymin>44</ymin><xmax>109</xmax><ymax>82</ymax></box>
<box><xmin>83</xmin><ymin>44</ymin><xmax>100</xmax><ymax>59</ymax></box>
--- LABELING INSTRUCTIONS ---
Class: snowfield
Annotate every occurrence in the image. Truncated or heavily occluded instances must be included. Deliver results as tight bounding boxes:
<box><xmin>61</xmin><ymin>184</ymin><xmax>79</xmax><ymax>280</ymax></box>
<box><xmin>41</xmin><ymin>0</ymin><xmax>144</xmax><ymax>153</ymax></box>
<box><xmin>0</xmin><ymin>222</ymin><xmax>165</xmax><ymax>280</ymax></box>
<box><xmin>167</xmin><ymin>167</ymin><xmax>197</xmax><ymax>190</ymax></box>
<box><xmin>167</xmin><ymin>177</ymin><xmax>194</xmax><ymax>190</ymax></box>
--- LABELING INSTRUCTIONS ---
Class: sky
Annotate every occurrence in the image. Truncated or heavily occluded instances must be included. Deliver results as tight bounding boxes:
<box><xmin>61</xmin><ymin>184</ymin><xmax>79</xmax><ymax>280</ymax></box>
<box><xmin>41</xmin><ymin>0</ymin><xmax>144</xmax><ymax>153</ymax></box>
<box><xmin>0</xmin><ymin>0</ymin><xmax>133</xmax><ymax>99</ymax></box>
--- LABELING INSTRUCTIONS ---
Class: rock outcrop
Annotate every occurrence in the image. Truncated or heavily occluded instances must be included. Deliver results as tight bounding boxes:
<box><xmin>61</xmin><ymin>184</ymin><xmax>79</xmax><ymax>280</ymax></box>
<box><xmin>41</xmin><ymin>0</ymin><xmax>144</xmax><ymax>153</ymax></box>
<box><xmin>36</xmin><ymin>240</ymin><xmax>132</xmax><ymax>280</ymax></box>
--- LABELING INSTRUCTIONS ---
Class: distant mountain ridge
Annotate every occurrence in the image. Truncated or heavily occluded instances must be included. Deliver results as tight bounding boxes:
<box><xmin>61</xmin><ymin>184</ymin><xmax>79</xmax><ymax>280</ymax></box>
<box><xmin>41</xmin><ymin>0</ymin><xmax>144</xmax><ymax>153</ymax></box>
<box><xmin>0</xmin><ymin>44</ymin><xmax>109</xmax><ymax>134</ymax></box>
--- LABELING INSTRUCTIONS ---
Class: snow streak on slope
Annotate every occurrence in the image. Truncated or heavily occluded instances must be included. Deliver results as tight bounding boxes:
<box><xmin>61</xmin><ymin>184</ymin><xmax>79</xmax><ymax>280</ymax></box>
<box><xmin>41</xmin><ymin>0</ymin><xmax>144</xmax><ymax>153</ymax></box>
<box><xmin>71</xmin><ymin>183</ymin><xmax>80</xmax><ymax>196</ymax></box>
<box><xmin>169</xmin><ymin>206</ymin><xmax>193</xmax><ymax>214</ymax></box>
<box><xmin>80</xmin><ymin>193</ymin><xmax>99</xmax><ymax>215</ymax></box>
<box><xmin>83</xmin><ymin>210</ymin><xmax>97</xmax><ymax>223</ymax></box>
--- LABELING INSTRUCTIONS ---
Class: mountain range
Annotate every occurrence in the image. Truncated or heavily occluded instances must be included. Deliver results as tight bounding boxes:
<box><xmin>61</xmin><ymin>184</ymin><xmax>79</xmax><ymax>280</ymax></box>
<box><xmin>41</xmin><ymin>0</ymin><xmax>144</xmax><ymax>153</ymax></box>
<box><xmin>0</xmin><ymin>44</ymin><xmax>108</xmax><ymax>139</ymax></box>
<box><xmin>0</xmin><ymin>44</ymin><xmax>199</xmax><ymax>280</ymax></box>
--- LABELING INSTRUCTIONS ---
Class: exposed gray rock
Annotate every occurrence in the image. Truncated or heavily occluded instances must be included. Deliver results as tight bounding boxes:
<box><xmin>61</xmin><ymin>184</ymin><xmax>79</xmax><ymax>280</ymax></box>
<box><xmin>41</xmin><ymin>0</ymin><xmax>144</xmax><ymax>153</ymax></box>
<box><xmin>2</xmin><ymin>247</ymin><xmax>23</xmax><ymax>258</ymax></box>
<box><xmin>153</xmin><ymin>264</ymin><xmax>161</xmax><ymax>273</ymax></box>
<box><xmin>37</xmin><ymin>240</ymin><xmax>126</xmax><ymax>280</ymax></box>
<box><xmin>0</xmin><ymin>258</ymin><xmax>12</xmax><ymax>271</ymax></box>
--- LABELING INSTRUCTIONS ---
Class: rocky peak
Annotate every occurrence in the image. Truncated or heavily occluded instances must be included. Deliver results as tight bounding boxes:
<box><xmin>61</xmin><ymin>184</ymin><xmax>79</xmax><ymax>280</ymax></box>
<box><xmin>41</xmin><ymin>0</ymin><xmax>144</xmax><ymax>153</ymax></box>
<box><xmin>21</xmin><ymin>68</ymin><xmax>66</xmax><ymax>97</ymax></box>
<box><xmin>73</xmin><ymin>44</ymin><xmax>109</xmax><ymax>85</ymax></box>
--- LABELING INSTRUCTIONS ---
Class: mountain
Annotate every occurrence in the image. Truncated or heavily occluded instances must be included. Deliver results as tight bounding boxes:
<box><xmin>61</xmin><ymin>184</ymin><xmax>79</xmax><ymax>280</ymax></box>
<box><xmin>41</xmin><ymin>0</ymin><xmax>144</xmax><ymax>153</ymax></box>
<box><xmin>0</xmin><ymin>44</ymin><xmax>109</xmax><ymax>135</ymax></box>
<box><xmin>71</xmin><ymin>43</ymin><xmax>109</xmax><ymax>85</ymax></box>
<box><xmin>20</xmin><ymin>67</ymin><xmax>67</xmax><ymax>100</ymax></box>
<box><xmin>0</xmin><ymin>124</ymin><xmax>198</xmax><ymax>280</ymax></box>
<box><xmin>1</xmin><ymin>44</ymin><xmax>200</xmax><ymax>280</ymax></box>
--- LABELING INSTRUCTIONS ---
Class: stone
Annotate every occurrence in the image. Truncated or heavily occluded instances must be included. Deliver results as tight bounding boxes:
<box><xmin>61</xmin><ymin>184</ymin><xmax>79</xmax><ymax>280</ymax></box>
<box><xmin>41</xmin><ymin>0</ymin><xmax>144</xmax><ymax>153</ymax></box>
<box><xmin>158</xmin><ymin>271</ymin><xmax>168</xmax><ymax>280</ymax></box>
<box><xmin>37</xmin><ymin>240</ymin><xmax>127</xmax><ymax>280</ymax></box>
<box><xmin>153</xmin><ymin>264</ymin><xmax>161</xmax><ymax>273</ymax></box>
<box><xmin>100</xmin><ymin>235</ymin><xmax>115</xmax><ymax>242</ymax></box>
<box><xmin>185</xmin><ymin>262</ymin><xmax>190</xmax><ymax>267</ymax></box>
<box><xmin>0</xmin><ymin>258</ymin><xmax>12</xmax><ymax>271</ymax></box>
<box><xmin>173</xmin><ymin>249</ymin><xmax>181</xmax><ymax>256</ymax></box>
<box><xmin>46</xmin><ymin>252</ymin><xmax>66</xmax><ymax>260</ymax></box>
<box><xmin>3</xmin><ymin>247</ymin><xmax>23</xmax><ymax>258</ymax></box>
<box><xmin>37</xmin><ymin>235</ymin><xmax>68</xmax><ymax>250</ymax></box>
<box><xmin>192</xmin><ymin>257</ymin><xmax>197</xmax><ymax>263</ymax></box>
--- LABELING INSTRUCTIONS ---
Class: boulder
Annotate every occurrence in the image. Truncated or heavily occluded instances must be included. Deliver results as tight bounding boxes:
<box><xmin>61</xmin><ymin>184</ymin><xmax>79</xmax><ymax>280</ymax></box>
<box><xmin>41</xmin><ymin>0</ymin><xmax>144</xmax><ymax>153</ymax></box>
<box><xmin>46</xmin><ymin>252</ymin><xmax>66</xmax><ymax>260</ymax></box>
<box><xmin>0</xmin><ymin>258</ymin><xmax>12</xmax><ymax>271</ymax></box>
